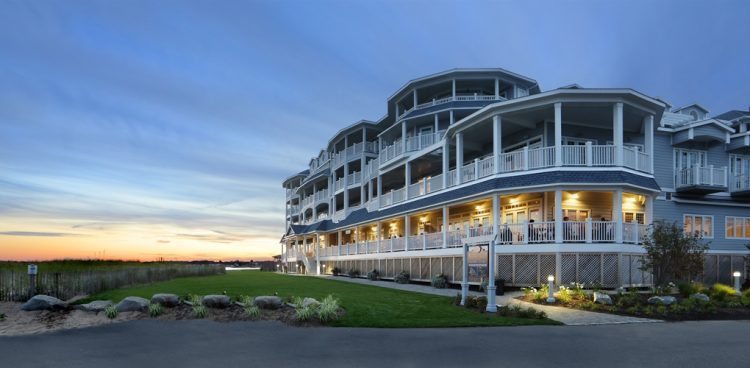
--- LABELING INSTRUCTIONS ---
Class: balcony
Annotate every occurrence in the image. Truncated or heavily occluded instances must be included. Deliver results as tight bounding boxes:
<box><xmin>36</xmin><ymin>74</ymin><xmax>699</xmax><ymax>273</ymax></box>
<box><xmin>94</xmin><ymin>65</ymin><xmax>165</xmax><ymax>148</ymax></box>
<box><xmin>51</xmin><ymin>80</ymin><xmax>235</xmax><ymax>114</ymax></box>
<box><xmin>497</xmin><ymin>144</ymin><xmax>650</xmax><ymax>174</ymax></box>
<box><xmin>398</xmin><ymin>94</ymin><xmax>506</xmax><ymax>119</ymax></box>
<box><xmin>330</xmin><ymin>142</ymin><xmax>378</xmax><ymax>168</ymax></box>
<box><xmin>729</xmin><ymin>173</ymin><xmax>750</xmax><ymax>197</ymax></box>
<box><xmin>317</xmin><ymin>221</ymin><xmax>648</xmax><ymax>258</ymax></box>
<box><xmin>675</xmin><ymin>166</ymin><xmax>728</xmax><ymax>194</ymax></box>
<box><xmin>379</xmin><ymin>130</ymin><xmax>446</xmax><ymax>165</ymax></box>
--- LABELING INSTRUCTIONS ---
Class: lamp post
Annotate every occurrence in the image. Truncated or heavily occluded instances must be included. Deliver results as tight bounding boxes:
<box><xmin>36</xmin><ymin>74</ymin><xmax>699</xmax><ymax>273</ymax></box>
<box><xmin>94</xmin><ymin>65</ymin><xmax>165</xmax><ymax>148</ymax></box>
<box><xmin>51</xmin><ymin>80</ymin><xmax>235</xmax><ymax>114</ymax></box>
<box><xmin>547</xmin><ymin>275</ymin><xmax>556</xmax><ymax>303</ymax></box>
<box><xmin>733</xmin><ymin>271</ymin><xmax>742</xmax><ymax>295</ymax></box>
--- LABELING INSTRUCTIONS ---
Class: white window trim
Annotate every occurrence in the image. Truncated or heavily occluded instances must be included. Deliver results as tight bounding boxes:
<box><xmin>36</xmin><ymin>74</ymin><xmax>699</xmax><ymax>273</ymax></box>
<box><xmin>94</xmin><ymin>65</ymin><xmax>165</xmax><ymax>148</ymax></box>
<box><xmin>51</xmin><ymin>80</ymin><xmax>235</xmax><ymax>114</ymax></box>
<box><xmin>564</xmin><ymin>136</ymin><xmax>596</xmax><ymax>145</ymax></box>
<box><xmin>504</xmin><ymin>135</ymin><xmax>543</xmax><ymax>152</ymax></box>
<box><xmin>683</xmin><ymin>214</ymin><xmax>714</xmax><ymax>239</ymax></box>
<box><xmin>725</xmin><ymin>216</ymin><xmax>750</xmax><ymax>239</ymax></box>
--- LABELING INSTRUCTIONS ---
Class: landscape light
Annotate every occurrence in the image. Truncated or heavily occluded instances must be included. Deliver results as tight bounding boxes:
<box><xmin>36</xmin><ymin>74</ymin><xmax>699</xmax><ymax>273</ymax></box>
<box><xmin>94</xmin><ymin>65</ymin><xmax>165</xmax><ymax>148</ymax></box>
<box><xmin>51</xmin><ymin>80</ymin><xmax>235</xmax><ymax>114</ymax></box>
<box><xmin>734</xmin><ymin>272</ymin><xmax>742</xmax><ymax>295</ymax></box>
<box><xmin>547</xmin><ymin>275</ymin><xmax>556</xmax><ymax>303</ymax></box>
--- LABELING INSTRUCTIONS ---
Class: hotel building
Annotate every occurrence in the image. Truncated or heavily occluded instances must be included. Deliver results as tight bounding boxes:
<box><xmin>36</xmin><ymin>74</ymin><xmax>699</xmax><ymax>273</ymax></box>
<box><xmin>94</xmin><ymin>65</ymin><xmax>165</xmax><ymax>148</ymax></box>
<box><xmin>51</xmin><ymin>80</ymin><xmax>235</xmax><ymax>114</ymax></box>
<box><xmin>280</xmin><ymin>68</ymin><xmax>749</xmax><ymax>289</ymax></box>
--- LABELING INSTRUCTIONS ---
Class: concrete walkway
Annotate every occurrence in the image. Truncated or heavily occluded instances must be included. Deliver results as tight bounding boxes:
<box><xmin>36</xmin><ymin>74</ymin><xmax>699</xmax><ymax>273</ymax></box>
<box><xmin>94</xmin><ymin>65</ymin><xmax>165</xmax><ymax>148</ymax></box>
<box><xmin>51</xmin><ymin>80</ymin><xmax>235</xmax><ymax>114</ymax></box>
<box><xmin>322</xmin><ymin>275</ymin><xmax>661</xmax><ymax>326</ymax></box>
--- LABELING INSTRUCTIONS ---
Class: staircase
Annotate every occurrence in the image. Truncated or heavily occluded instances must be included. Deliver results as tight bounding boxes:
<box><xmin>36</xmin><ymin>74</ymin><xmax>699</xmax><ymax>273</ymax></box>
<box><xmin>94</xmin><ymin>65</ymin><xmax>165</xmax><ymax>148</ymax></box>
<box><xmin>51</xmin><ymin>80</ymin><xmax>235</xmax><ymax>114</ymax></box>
<box><xmin>301</xmin><ymin>252</ymin><xmax>317</xmax><ymax>275</ymax></box>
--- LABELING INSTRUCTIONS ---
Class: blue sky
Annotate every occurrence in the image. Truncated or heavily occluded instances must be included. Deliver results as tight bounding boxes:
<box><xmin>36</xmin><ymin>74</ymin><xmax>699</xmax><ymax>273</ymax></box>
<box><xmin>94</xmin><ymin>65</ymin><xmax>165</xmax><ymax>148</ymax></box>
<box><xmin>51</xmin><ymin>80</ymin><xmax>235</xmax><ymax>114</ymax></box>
<box><xmin>1</xmin><ymin>0</ymin><xmax>748</xmax><ymax>260</ymax></box>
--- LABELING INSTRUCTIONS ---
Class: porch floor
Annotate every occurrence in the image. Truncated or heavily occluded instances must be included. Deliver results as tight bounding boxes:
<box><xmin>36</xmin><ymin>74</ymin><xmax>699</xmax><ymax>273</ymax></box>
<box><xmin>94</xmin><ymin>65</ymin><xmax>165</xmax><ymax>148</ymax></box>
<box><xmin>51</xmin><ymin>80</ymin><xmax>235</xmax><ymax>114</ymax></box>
<box><xmin>318</xmin><ymin>275</ymin><xmax>662</xmax><ymax>326</ymax></box>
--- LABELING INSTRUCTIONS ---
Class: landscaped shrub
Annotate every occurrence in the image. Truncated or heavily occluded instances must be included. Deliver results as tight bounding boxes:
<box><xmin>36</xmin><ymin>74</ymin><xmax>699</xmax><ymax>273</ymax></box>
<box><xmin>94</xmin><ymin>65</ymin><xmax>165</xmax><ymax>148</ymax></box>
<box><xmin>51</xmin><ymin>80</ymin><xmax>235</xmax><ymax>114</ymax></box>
<box><xmin>475</xmin><ymin>296</ymin><xmax>488</xmax><ymax>311</ymax></box>
<box><xmin>615</xmin><ymin>290</ymin><xmax>641</xmax><ymax>309</ymax></box>
<box><xmin>431</xmin><ymin>273</ymin><xmax>448</xmax><ymax>289</ymax></box>
<box><xmin>709</xmin><ymin>283</ymin><xmax>736</xmax><ymax>302</ymax></box>
<box><xmin>291</xmin><ymin>296</ymin><xmax>304</xmax><ymax>307</ymax></box>
<box><xmin>347</xmin><ymin>268</ymin><xmax>360</xmax><ymax>278</ymax></box>
<box><xmin>239</xmin><ymin>295</ymin><xmax>253</xmax><ymax>306</ymax></box>
<box><xmin>367</xmin><ymin>269</ymin><xmax>380</xmax><ymax>281</ymax></box>
<box><xmin>244</xmin><ymin>305</ymin><xmax>261</xmax><ymax>319</ymax></box>
<box><xmin>318</xmin><ymin>294</ymin><xmax>340</xmax><ymax>323</ymax></box>
<box><xmin>148</xmin><ymin>303</ymin><xmax>162</xmax><ymax>317</ymax></box>
<box><xmin>0</xmin><ymin>312</ymin><xmax>5</xmax><ymax>321</ymax></box>
<box><xmin>296</xmin><ymin>305</ymin><xmax>317</xmax><ymax>321</ymax></box>
<box><xmin>394</xmin><ymin>270</ymin><xmax>409</xmax><ymax>284</ymax></box>
<box><xmin>677</xmin><ymin>281</ymin><xmax>704</xmax><ymax>297</ymax></box>
<box><xmin>104</xmin><ymin>305</ymin><xmax>118</xmax><ymax>319</ymax></box>
<box><xmin>193</xmin><ymin>305</ymin><xmax>208</xmax><ymax>318</ymax></box>
<box><xmin>331</xmin><ymin>267</ymin><xmax>342</xmax><ymax>276</ymax></box>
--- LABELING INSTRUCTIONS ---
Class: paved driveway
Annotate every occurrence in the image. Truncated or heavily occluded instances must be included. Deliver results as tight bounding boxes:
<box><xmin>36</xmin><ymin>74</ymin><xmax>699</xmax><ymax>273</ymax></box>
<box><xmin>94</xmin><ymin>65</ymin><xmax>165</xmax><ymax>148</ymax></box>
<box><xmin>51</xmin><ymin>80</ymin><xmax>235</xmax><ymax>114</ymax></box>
<box><xmin>1</xmin><ymin>319</ymin><xmax>747</xmax><ymax>368</ymax></box>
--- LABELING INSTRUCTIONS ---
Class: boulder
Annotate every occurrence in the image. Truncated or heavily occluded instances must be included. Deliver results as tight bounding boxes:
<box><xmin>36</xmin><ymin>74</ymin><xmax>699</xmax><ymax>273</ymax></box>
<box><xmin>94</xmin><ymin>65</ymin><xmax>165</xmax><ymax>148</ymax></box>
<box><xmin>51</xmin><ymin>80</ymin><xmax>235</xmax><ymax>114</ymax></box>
<box><xmin>202</xmin><ymin>295</ymin><xmax>231</xmax><ymax>308</ymax></box>
<box><xmin>647</xmin><ymin>295</ymin><xmax>677</xmax><ymax>306</ymax></box>
<box><xmin>151</xmin><ymin>293</ymin><xmax>180</xmax><ymax>307</ymax></box>
<box><xmin>593</xmin><ymin>292</ymin><xmax>612</xmax><ymax>305</ymax></box>
<box><xmin>116</xmin><ymin>296</ymin><xmax>149</xmax><ymax>312</ymax></box>
<box><xmin>302</xmin><ymin>297</ymin><xmax>320</xmax><ymax>308</ymax></box>
<box><xmin>20</xmin><ymin>295</ymin><xmax>68</xmax><ymax>311</ymax></box>
<box><xmin>76</xmin><ymin>300</ymin><xmax>113</xmax><ymax>312</ymax></box>
<box><xmin>690</xmin><ymin>293</ymin><xmax>710</xmax><ymax>302</ymax></box>
<box><xmin>252</xmin><ymin>296</ymin><xmax>283</xmax><ymax>310</ymax></box>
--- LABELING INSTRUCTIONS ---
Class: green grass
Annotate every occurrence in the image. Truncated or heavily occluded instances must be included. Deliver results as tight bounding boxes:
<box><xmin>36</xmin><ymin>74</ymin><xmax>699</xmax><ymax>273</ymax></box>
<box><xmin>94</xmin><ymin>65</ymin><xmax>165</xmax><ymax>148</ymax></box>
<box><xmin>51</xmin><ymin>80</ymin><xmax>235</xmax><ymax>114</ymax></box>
<box><xmin>83</xmin><ymin>271</ymin><xmax>558</xmax><ymax>328</ymax></box>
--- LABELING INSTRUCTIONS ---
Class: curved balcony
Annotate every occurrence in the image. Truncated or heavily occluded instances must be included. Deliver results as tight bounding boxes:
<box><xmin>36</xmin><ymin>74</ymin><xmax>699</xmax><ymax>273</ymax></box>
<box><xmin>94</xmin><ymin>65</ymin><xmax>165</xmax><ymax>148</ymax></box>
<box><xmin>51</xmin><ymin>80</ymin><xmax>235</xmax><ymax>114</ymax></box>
<box><xmin>729</xmin><ymin>173</ymin><xmax>750</xmax><ymax>197</ymax></box>
<box><xmin>330</xmin><ymin>142</ymin><xmax>378</xmax><ymax>168</ymax></box>
<box><xmin>398</xmin><ymin>94</ymin><xmax>506</xmax><ymax>119</ymax></box>
<box><xmin>379</xmin><ymin>130</ymin><xmax>446</xmax><ymax>166</ymax></box>
<box><xmin>675</xmin><ymin>166</ymin><xmax>728</xmax><ymax>194</ymax></box>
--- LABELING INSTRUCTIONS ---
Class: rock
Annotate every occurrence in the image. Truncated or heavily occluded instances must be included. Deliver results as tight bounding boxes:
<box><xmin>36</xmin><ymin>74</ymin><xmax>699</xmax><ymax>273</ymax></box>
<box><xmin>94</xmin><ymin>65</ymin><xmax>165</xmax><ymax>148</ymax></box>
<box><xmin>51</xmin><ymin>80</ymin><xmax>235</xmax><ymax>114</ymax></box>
<box><xmin>690</xmin><ymin>293</ymin><xmax>710</xmax><ymax>302</ymax></box>
<box><xmin>202</xmin><ymin>295</ymin><xmax>231</xmax><ymax>308</ymax></box>
<box><xmin>593</xmin><ymin>292</ymin><xmax>612</xmax><ymax>305</ymax></box>
<box><xmin>647</xmin><ymin>296</ymin><xmax>677</xmax><ymax>305</ymax></box>
<box><xmin>115</xmin><ymin>296</ymin><xmax>149</xmax><ymax>312</ymax></box>
<box><xmin>151</xmin><ymin>293</ymin><xmax>180</xmax><ymax>307</ymax></box>
<box><xmin>302</xmin><ymin>297</ymin><xmax>320</xmax><ymax>308</ymax></box>
<box><xmin>76</xmin><ymin>300</ymin><xmax>113</xmax><ymax>312</ymax></box>
<box><xmin>20</xmin><ymin>295</ymin><xmax>68</xmax><ymax>311</ymax></box>
<box><xmin>252</xmin><ymin>296</ymin><xmax>283</xmax><ymax>310</ymax></box>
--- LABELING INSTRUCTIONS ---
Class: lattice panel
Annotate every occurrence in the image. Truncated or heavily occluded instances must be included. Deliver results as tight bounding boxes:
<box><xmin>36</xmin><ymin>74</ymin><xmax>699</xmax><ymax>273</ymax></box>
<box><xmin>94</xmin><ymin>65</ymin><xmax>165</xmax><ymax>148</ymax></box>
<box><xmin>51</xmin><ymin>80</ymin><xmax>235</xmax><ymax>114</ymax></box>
<box><xmin>561</xmin><ymin>254</ymin><xmax>577</xmax><ymax>284</ymax></box>
<box><xmin>394</xmin><ymin>258</ymin><xmax>404</xmax><ymax>276</ymax></box>
<box><xmin>732</xmin><ymin>256</ymin><xmax>745</xmax><ymax>275</ymax></box>
<box><xmin>442</xmin><ymin>257</ymin><xmax>454</xmax><ymax>282</ymax></box>
<box><xmin>385</xmin><ymin>259</ymin><xmax>393</xmax><ymax>278</ymax></box>
<box><xmin>718</xmin><ymin>255</ymin><xmax>732</xmax><ymax>285</ymax></box>
<box><xmin>420</xmin><ymin>258</ymin><xmax>430</xmax><ymax>280</ymax></box>
<box><xmin>539</xmin><ymin>255</ymin><xmax>556</xmax><ymax>285</ymax></box>
<box><xmin>431</xmin><ymin>258</ymin><xmax>441</xmax><ymax>277</ymax></box>
<box><xmin>454</xmin><ymin>257</ymin><xmax>463</xmax><ymax>282</ymax></box>
<box><xmin>497</xmin><ymin>255</ymin><xmax>513</xmax><ymax>283</ymax></box>
<box><xmin>515</xmin><ymin>254</ymin><xmax>538</xmax><ymax>286</ymax></box>
<box><xmin>703</xmin><ymin>255</ymin><xmax>718</xmax><ymax>285</ymax></box>
<box><xmin>602</xmin><ymin>254</ymin><xmax>619</xmax><ymax>287</ymax></box>
<box><xmin>409</xmin><ymin>258</ymin><xmax>419</xmax><ymax>279</ymax></box>
<box><xmin>578</xmin><ymin>253</ymin><xmax>601</xmax><ymax>285</ymax></box>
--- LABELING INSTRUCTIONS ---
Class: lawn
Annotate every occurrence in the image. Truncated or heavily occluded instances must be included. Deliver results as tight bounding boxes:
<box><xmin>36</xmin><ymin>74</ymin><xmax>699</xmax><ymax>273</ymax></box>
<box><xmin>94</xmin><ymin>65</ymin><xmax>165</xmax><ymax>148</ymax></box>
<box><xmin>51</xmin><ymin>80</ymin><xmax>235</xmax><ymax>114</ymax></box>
<box><xmin>83</xmin><ymin>271</ymin><xmax>559</xmax><ymax>328</ymax></box>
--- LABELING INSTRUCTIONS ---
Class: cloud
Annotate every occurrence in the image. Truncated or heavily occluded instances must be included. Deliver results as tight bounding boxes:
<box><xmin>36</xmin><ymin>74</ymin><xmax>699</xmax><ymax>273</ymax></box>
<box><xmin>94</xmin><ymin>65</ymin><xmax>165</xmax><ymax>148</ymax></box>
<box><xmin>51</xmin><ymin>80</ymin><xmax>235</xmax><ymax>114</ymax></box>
<box><xmin>0</xmin><ymin>231</ymin><xmax>83</xmax><ymax>237</ymax></box>
<box><xmin>156</xmin><ymin>240</ymin><xmax>171</xmax><ymax>244</ymax></box>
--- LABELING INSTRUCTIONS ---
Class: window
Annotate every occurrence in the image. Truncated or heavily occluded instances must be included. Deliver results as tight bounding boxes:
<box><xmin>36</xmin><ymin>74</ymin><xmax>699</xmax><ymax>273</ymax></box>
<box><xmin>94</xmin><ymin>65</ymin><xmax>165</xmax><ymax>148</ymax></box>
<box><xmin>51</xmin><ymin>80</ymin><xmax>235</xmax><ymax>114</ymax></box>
<box><xmin>726</xmin><ymin>216</ymin><xmax>750</xmax><ymax>239</ymax></box>
<box><xmin>674</xmin><ymin>149</ymin><xmax>707</xmax><ymax>170</ymax></box>
<box><xmin>729</xmin><ymin>154</ymin><xmax>750</xmax><ymax>175</ymax></box>
<box><xmin>563</xmin><ymin>137</ymin><xmax>595</xmax><ymax>146</ymax></box>
<box><xmin>683</xmin><ymin>214</ymin><xmax>713</xmax><ymax>238</ymax></box>
<box><xmin>606</xmin><ymin>141</ymin><xmax>644</xmax><ymax>152</ymax></box>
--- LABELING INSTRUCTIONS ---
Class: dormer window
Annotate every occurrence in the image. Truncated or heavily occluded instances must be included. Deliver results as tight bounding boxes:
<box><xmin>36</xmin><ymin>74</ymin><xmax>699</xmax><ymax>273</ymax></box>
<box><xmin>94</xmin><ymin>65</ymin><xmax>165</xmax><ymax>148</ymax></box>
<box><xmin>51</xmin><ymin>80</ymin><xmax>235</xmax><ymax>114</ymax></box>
<box><xmin>689</xmin><ymin>111</ymin><xmax>698</xmax><ymax>120</ymax></box>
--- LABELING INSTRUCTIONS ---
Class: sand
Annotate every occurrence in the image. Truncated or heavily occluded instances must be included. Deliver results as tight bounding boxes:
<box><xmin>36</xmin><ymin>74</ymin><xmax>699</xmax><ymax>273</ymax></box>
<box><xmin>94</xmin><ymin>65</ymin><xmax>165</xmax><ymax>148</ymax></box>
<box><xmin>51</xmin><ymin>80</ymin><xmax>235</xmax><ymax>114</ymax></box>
<box><xmin>0</xmin><ymin>302</ymin><xmax>143</xmax><ymax>336</ymax></box>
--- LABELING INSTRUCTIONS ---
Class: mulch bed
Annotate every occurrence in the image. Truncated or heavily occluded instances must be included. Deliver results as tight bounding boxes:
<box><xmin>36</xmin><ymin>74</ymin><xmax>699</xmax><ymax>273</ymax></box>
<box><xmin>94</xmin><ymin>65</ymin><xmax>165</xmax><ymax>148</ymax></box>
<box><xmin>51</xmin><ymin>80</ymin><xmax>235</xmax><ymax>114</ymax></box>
<box><xmin>517</xmin><ymin>294</ymin><xmax>750</xmax><ymax>321</ymax></box>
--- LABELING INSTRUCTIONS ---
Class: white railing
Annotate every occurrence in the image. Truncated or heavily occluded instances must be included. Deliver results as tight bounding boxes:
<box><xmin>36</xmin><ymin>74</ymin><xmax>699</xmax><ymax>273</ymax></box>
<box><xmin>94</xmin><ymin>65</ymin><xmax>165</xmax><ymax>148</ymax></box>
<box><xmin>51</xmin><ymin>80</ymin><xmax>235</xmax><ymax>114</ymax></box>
<box><xmin>289</xmin><ymin>205</ymin><xmax>300</xmax><ymax>214</ymax></box>
<box><xmin>447</xmin><ymin>230</ymin><xmax>463</xmax><ymax>247</ymax></box>
<box><xmin>425</xmin><ymin>232</ymin><xmax>443</xmax><ymax>249</ymax></box>
<box><xmin>301</xmin><ymin>196</ymin><xmax>313</xmax><ymax>207</ymax></box>
<box><xmin>622</xmin><ymin>146</ymin><xmax>637</xmax><ymax>169</ymax></box>
<box><xmin>391</xmin><ymin>237</ymin><xmax>405</xmax><ymax>252</ymax></box>
<box><xmin>675</xmin><ymin>166</ymin><xmax>728</xmax><ymax>188</ymax></box>
<box><xmin>446</xmin><ymin>169</ymin><xmax>458</xmax><ymax>187</ymax></box>
<box><xmin>563</xmin><ymin>221</ymin><xmax>587</xmax><ymax>242</ymax></box>
<box><xmin>379</xmin><ymin>239</ymin><xmax>390</xmax><ymax>253</ymax></box>
<box><xmin>378</xmin><ymin>140</ymin><xmax>403</xmax><ymax>163</ymax></box>
<box><xmin>333</xmin><ymin>209</ymin><xmax>345</xmax><ymax>222</ymax></box>
<box><xmin>623</xmin><ymin>223</ymin><xmax>648</xmax><ymax>244</ymax></box>
<box><xmin>314</xmin><ymin>189</ymin><xmax>328</xmax><ymax>202</ymax></box>
<box><xmin>381</xmin><ymin>131</ymin><xmax>446</xmax><ymax>165</ymax></box>
<box><xmin>730</xmin><ymin>173</ymin><xmax>750</xmax><ymax>193</ymax></box>
<box><xmin>407</xmin><ymin>235</ymin><xmax>422</xmax><ymax>251</ymax></box>
<box><xmin>636</xmin><ymin>151</ymin><xmax>651</xmax><ymax>172</ymax></box>
<box><xmin>461</xmin><ymin>162</ymin><xmax>475</xmax><ymax>183</ymax></box>
<box><xmin>498</xmin><ymin>147</ymin><xmax>556</xmax><ymax>173</ymax></box>
<box><xmin>366</xmin><ymin>240</ymin><xmax>377</xmax><ymax>254</ymax></box>
<box><xmin>347</xmin><ymin>171</ymin><xmax>362</xmax><ymax>186</ymax></box>
<box><xmin>379</xmin><ymin>187</ymin><xmax>406</xmax><ymax>208</ymax></box>
<box><xmin>403</xmin><ymin>95</ymin><xmax>505</xmax><ymax>117</ymax></box>
<box><xmin>464</xmin><ymin>225</ymin><xmax>493</xmax><ymax>238</ymax></box>
<box><xmin>427</xmin><ymin>174</ymin><xmax>443</xmax><ymax>193</ymax></box>
<box><xmin>591</xmin><ymin>221</ymin><xmax>615</xmax><ymax>242</ymax></box>
<box><xmin>408</xmin><ymin>181</ymin><xmax>423</xmax><ymax>198</ymax></box>
<box><xmin>562</xmin><ymin>146</ymin><xmax>587</xmax><ymax>166</ymax></box>
<box><xmin>591</xmin><ymin>145</ymin><xmax>615</xmax><ymax>166</ymax></box>
<box><xmin>334</xmin><ymin>178</ymin><xmax>345</xmax><ymax>192</ymax></box>
<box><xmin>367</xmin><ymin>199</ymin><xmax>379</xmax><ymax>212</ymax></box>
<box><xmin>477</xmin><ymin>156</ymin><xmax>494</xmax><ymax>178</ymax></box>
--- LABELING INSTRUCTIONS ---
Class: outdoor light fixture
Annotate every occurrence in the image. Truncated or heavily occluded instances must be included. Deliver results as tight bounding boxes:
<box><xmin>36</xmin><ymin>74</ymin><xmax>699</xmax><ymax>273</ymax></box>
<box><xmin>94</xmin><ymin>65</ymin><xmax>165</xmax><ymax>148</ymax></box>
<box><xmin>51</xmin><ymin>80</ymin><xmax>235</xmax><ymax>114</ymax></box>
<box><xmin>734</xmin><ymin>271</ymin><xmax>742</xmax><ymax>295</ymax></box>
<box><xmin>570</xmin><ymin>192</ymin><xmax>579</xmax><ymax>200</ymax></box>
<box><xmin>547</xmin><ymin>275</ymin><xmax>556</xmax><ymax>303</ymax></box>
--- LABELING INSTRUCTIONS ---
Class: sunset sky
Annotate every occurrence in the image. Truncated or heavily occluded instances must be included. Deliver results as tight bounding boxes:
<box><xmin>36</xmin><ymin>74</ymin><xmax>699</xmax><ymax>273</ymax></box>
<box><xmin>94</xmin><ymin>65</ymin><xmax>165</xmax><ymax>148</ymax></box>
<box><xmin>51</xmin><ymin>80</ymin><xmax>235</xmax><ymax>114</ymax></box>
<box><xmin>1</xmin><ymin>0</ymin><xmax>749</xmax><ymax>261</ymax></box>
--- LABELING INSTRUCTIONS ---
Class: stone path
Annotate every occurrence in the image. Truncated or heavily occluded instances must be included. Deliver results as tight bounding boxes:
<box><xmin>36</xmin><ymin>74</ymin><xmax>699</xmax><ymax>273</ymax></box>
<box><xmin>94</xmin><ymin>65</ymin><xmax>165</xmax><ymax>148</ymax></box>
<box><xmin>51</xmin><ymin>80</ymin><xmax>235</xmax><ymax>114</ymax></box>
<box><xmin>320</xmin><ymin>275</ymin><xmax>661</xmax><ymax>326</ymax></box>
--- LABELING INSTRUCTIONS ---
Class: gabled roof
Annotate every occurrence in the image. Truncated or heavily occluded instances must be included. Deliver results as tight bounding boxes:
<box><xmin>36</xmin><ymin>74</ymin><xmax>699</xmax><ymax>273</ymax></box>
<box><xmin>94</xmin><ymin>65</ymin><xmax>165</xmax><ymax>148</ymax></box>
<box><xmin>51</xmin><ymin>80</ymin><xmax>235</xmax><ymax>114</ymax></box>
<box><xmin>671</xmin><ymin>118</ymin><xmax>734</xmax><ymax>133</ymax></box>
<box><xmin>672</xmin><ymin>103</ymin><xmax>710</xmax><ymax>114</ymax></box>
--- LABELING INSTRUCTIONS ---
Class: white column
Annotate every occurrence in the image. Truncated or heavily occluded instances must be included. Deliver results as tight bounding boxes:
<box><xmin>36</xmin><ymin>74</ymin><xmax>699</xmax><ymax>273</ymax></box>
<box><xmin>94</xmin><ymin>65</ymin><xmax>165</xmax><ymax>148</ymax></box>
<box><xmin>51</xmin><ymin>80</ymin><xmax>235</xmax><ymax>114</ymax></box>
<box><xmin>487</xmin><ymin>194</ymin><xmax>499</xmax><ymax>312</ymax></box>
<box><xmin>644</xmin><ymin>115</ymin><xmax>654</xmax><ymax>173</ymax></box>
<box><xmin>645</xmin><ymin>194</ymin><xmax>654</xmax><ymax>225</ymax></box>
<box><xmin>376</xmin><ymin>222</ymin><xmax>381</xmax><ymax>252</ymax></box>
<box><xmin>493</xmin><ymin>115</ymin><xmax>502</xmax><ymax>174</ymax></box>
<box><xmin>401</xmin><ymin>121</ymin><xmax>407</xmax><ymax>154</ymax></box>
<box><xmin>413</xmin><ymin>89</ymin><xmax>417</xmax><ymax>108</ymax></box>
<box><xmin>343</xmin><ymin>163</ymin><xmax>349</xmax><ymax>213</ymax></box>
<box><xmin>404</xmin><ymin>215</ymin><xmax>410</xmax><ymax>250</ymax></box>
<box><xmin>405</xmin><ymin>162</ymin><xmax>411</xmax><ymax>199</ymax></box>
<box><xmin>442</xmin><ymin>139</ymin><xmax>450</xmax><ymax>188</ymax></box>
<box><xmin>368</xmin><ymin>180</ymin><xmax>373</xmax><ymax>205</ymax></box>
<box><xmin>456</xmin><ymin>133</ymin><xmax>464</xmax><ymax>183</ymax></box>
<box><xmin>450</xmin><ymin>110</ymin><xmax>454</xmax><ymax>125</ymax></box>
<box><xmin>460</xmin><ymin>244</ymin><xmax>469</xmax><ymax>306</ymax></box>
<box><xmin>434</xmin><ymin>114</ymin><xmax>439</xmax><ymax>132</ymax></box>
<box><xmin>555</xmin><ymin>189</ymin><xmax>563</xmax><ymax>243</ymax></box>
<box><xmin>452</xmin><ymin>79</ymin><xmax>456</xmax><ymax>99</ymax></box>
<box><xmin>614</xmin><ymin>189</ymin><xmax>623</xmax><ymax>243</ymax></box>
<box><xmin>554</xmin><ymin>102</ymin><xmax>562</xmax><ymax>167</ymax></box>
<box><xmin>494</xmin><ymin>78</ymin><xmax>500</xmax><ymax>99</ymax></box>
<box><xmin>614</xmin><ymin>102</ymin><xmax>624</xmax><ymax>166</ymax></box>
<box><xmin>312</xmin><ymin>183</ymin><xmax>317</xmax><ymax>220</ymax></box>
<box><xmin>315</xmin><ymin>235</ymin><xmax>320</xmax><ymax>275</ymax></box>
<box><xmin>442</xmin><ymin>206</ymin><xmax>449</xmax><ymax>248</ymax></box>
